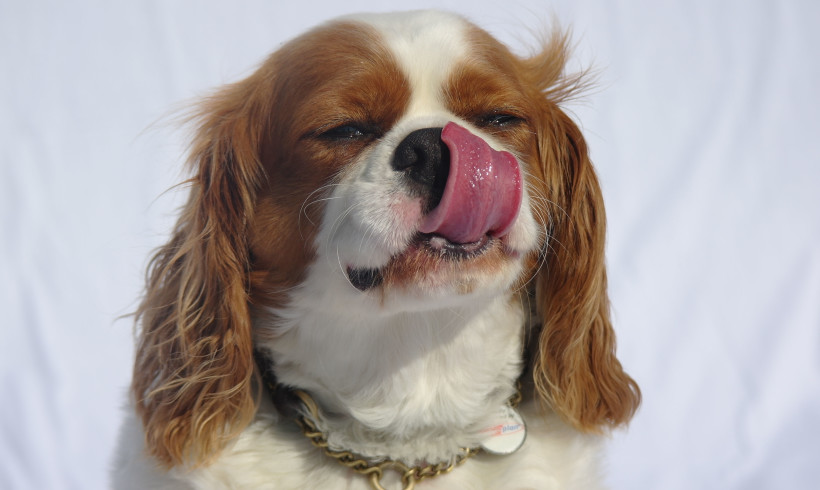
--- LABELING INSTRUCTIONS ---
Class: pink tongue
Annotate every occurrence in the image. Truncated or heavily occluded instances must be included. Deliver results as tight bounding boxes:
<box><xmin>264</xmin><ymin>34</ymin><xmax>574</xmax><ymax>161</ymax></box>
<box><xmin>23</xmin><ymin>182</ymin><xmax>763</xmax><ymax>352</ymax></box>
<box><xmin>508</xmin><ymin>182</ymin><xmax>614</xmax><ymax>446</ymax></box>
<box><xmin>418</xmin><ymin>122</ymin><xmax>522</xmax><ymax>244</ymax></box>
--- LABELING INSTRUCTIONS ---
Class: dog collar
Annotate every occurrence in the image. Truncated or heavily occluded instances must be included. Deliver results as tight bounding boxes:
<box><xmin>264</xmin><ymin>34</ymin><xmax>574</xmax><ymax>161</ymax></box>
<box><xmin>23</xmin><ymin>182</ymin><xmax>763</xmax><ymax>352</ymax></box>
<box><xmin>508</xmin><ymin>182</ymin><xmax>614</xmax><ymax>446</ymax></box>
<box><xmin>254</xmin><ymin>351</ymin><xmax>523</xmax><ymax>490</ymax></box>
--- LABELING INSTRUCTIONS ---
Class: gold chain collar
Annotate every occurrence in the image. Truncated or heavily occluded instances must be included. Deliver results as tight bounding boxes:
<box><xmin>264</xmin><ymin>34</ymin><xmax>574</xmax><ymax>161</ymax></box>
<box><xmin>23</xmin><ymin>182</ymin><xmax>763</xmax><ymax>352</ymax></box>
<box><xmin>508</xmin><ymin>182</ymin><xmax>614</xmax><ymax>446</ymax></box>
<box><xmin>255</xmin><ymin>352</ymin><xmax>523</xmax><ymax>490</ymax></box>
<box><xmin>292</xmin><ymin>389</ymin><xmax>480</xmax><ymax>490</ymax></box>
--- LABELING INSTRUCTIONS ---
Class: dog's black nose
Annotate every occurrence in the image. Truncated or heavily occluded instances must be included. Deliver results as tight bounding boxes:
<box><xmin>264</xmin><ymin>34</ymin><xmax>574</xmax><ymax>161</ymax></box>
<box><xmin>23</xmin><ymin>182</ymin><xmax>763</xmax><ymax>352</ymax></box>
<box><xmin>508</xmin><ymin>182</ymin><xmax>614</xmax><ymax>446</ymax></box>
<box><xmin>392</xmin><ymin>127</ymin><xmax>450</xmax><ymax>210</ymax></box>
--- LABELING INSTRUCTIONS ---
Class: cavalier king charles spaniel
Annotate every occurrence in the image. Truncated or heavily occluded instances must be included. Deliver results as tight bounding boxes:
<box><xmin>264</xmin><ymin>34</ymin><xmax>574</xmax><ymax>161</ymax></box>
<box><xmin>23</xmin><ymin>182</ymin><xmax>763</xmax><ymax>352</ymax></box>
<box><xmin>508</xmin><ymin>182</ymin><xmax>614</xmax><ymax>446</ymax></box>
<box><xmin>113</xmin><ymin>10</ymin><xmax>640</xmax><ymax>489</ymax></box>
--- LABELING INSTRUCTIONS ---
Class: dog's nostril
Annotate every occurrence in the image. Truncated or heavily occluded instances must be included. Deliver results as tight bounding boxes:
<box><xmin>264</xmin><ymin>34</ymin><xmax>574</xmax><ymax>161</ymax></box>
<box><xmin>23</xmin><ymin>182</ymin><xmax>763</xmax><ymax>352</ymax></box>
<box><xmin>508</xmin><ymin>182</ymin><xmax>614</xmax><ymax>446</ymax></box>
<box><xmin>392</xmin><ymin>127</ymin><xmax>450</xmax><ymax>209</ymax></box>
<box><xmin>392</xmin><ymin>128</ymin><xmax>444</xmax><ymax>174</ymax></box>
<box><xmin>393</xmin><ymin>142</ymin><xmax>425</xmax><ymax>171</ymax></box>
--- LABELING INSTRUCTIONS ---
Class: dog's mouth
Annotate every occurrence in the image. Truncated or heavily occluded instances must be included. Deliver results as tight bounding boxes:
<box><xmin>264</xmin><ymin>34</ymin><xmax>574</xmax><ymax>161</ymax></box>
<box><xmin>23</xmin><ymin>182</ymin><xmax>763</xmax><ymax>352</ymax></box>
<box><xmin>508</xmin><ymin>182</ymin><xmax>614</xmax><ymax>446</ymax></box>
<box><xmin>347</xmin><ymin>123</ymin><xmax>523</xmax><ymax>293</ymax></box>
<box><xmin>346</xmin><ymin>233</ymin><xmax>494</xmax><ymax>291</ymax></box>
<box><xmin>424</xmin><ymin>232</ymin><xmax>492</xmax><ymax>257</ymax></box>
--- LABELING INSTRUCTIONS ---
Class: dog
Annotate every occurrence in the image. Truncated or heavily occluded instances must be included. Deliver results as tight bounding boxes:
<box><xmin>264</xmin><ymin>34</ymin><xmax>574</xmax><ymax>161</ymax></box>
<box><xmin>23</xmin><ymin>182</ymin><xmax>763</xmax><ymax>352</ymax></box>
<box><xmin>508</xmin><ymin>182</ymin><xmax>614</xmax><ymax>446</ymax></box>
<box><xmin>113</xmin><ymin>10</ymin><xmax>640</xmax><ymax>489</ymax></box>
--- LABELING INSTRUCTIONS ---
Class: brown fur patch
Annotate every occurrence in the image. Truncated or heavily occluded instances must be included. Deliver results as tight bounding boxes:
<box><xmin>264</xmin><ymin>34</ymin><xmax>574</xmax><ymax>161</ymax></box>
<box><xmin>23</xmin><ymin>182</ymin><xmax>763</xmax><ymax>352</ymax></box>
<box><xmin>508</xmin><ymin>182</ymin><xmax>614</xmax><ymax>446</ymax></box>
<box><xmin>447</xmin><ymin>24</ymin><xmax>641</xmax><ymax>432</ymax></box>
<box><xmin>132</xmin><ymin>20</ymin><xmax>411</xmax><ymax>467</ymax></box>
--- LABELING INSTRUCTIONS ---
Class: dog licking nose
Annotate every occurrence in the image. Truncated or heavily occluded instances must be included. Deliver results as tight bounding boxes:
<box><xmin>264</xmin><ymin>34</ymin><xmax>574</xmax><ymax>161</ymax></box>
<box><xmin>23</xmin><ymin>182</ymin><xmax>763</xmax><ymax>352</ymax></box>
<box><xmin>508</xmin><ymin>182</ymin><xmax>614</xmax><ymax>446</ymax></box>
<box><xmin>418</xmin><ymin>122</ymin><xmax>522</xmax><ymax>244</ymax></box>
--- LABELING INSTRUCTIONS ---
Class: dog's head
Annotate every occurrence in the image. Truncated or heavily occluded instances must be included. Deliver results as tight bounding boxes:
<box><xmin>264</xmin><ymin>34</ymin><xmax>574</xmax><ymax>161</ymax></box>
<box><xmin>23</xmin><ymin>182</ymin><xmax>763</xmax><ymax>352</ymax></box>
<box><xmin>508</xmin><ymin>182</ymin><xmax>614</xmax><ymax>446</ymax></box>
<box><xmin>132</xmin><ymin>10</ymin><xmax>640</xmax><ymax>467</ymax></box>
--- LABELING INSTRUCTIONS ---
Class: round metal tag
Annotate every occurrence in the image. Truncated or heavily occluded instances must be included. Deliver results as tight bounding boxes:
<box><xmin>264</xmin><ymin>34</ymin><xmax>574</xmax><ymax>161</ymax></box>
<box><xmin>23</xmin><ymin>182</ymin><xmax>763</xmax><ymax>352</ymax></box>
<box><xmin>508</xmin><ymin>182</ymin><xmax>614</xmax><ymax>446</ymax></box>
<box><xmin>479</xmin><ymin>405</ymin><xmax>527</xmax><ymax>455</ymax></box>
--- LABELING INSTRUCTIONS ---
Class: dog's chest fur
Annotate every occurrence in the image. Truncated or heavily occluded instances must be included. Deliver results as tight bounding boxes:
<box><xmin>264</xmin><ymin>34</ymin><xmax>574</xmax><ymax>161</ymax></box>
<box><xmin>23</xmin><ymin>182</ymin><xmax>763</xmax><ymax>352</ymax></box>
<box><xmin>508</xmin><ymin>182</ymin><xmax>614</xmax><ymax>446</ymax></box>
<box><xmin>115</xmin><ymin>401</ymin><xmax>604</xmax><ymax>489</ymax></box>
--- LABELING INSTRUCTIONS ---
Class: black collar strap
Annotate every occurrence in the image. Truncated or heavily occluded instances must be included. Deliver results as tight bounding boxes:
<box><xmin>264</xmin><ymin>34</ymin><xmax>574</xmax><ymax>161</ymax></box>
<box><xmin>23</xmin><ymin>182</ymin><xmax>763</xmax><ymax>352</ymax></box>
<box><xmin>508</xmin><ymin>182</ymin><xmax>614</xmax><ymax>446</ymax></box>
<box><xmin>254</xmin><ymin>350</ymin><xmax>304</xmax><ymax>419</ymax></box>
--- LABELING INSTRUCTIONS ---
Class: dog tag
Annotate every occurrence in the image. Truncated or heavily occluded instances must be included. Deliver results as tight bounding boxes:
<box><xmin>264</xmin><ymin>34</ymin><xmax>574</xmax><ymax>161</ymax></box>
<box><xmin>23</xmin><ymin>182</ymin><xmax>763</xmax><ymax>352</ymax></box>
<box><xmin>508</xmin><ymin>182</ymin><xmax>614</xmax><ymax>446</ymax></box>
<box><xmin>479</xmin><ymin>405</ymin><xmax>526</xmax><ymax>455</ymax></box>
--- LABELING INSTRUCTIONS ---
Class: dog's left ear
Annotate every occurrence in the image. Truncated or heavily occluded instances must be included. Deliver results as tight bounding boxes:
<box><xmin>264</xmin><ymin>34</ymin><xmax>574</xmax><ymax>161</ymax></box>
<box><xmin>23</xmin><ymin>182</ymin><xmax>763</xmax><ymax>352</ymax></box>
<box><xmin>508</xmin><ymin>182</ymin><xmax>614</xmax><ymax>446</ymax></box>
<box><xmin>131</xmin><ymin>64</ymin><xmax>276</xmax><ymax>467</ymax></box>
<box><xmin>527</xmin><ymin>89</ymin><xmax>641</xmax><ymax>432</ymax></box>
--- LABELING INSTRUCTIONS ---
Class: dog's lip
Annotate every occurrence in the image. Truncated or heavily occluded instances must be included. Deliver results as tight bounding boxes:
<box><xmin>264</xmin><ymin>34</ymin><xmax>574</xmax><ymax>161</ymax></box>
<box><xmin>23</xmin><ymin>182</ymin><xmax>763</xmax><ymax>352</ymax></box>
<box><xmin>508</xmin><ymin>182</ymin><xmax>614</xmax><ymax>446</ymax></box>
<box><xmin>345</xmin><ymin>233</ymin><xmax>496</xmax><ymax>291</ymax></box>
<box><xmin>420</xmin><ymin>232</ymin><xmax>491</xmax><ymax>258</ymax></box>
<box><xmin>346</xmin><ymin>266</ymin><xmax>383</xmax><ymax>291</ymax></box>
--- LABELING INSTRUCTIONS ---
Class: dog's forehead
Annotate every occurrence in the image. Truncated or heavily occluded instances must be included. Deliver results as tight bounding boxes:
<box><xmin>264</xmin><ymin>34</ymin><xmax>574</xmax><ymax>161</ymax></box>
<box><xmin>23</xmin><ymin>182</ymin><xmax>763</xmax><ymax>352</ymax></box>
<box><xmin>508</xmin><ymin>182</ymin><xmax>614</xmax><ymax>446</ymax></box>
<box><xmin>343</xmin><ymin>10</ymin><xmax>472</xmax><ymax>112</ymax></box>
<box><xmin>344</xmin><ymin>10</ymin><xmax>470</xmax><ymax>56</ymax></box>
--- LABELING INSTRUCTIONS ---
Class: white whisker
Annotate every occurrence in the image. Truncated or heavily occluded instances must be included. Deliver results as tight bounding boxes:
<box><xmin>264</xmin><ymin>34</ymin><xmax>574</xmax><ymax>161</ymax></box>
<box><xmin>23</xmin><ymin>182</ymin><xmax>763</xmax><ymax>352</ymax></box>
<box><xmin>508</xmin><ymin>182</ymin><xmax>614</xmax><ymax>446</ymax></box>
<box><xmin>298</xmin><ymin>182</ymin><xmax>346</xmax><ymax>240</ymax></box>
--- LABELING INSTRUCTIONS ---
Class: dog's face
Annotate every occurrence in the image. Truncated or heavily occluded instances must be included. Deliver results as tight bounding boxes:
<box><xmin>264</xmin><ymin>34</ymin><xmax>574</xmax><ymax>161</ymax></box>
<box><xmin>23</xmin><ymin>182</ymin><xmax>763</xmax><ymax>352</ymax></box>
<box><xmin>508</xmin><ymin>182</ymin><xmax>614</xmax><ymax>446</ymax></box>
<box><xmin>133</xmin><ymin>11</ymin><xmax>639</xmax><ymax>468</ymax></box>
<box><xmin>248</xmin><ymin>13</ymin><xmax>545</xmax><ymax>313</ymax></box>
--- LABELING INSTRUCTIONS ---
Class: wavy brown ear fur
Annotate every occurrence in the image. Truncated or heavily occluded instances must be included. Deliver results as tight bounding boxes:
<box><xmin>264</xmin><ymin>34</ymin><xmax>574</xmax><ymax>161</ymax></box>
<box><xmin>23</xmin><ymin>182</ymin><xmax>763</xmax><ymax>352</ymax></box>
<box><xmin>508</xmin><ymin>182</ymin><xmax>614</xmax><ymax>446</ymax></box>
<box><xmin>132</xmin><ymin>68</ymin><xmax>273</xmax><ymax>467</ymax></box>
<box><xmin>525</xmin><ymin>34</ymin><xmax>641</xmax><ymax>432</ymax></box>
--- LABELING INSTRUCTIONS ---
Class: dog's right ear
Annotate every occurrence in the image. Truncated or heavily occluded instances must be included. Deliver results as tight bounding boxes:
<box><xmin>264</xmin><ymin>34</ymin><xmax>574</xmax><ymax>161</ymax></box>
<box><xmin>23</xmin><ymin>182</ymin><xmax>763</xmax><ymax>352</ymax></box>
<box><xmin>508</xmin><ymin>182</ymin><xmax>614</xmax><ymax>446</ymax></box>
<box><xmin>521</xmin><ymin>32</ymin><xmax>641</xmax><ymax>433</ymax></box>
<box><xmin>132</xmin><ymin>65</ymin><xmax>275</xmax><ymax>467</ymax></box>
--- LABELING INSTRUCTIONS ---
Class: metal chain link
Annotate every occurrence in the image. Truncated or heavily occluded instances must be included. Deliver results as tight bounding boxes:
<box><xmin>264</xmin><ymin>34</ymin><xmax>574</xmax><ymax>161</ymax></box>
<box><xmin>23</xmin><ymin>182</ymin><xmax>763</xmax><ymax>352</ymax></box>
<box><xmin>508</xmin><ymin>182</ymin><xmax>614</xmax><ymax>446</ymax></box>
<box><xmin>292</xmin><ymin>389</ymin><xmax>479</xmax><ymax>490</ymax></box>
<box><xmin>256</xmin><ymin>364</ymin><xmax>522</xmax><ymax>490</ymax></box>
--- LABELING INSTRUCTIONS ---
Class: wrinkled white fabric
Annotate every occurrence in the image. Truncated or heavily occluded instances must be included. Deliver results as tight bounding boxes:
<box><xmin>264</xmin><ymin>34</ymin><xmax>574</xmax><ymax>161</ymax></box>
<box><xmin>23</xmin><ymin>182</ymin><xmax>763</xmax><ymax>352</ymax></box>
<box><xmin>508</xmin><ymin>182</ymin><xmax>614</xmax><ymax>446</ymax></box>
<box><xmin>1</xmin><ymin>1</ymin><xmax>818</xmax><ymax>489</ymax></box>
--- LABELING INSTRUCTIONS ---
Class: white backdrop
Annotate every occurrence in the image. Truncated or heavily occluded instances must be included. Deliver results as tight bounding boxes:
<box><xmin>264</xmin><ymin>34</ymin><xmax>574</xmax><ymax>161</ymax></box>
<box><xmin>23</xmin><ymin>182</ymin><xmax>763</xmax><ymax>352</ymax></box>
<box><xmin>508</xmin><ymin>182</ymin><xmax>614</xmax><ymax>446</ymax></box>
<box><xmin>2</xmin><ymin>1</ymin><xmax>819</xmax><ymax>489</ymax></box>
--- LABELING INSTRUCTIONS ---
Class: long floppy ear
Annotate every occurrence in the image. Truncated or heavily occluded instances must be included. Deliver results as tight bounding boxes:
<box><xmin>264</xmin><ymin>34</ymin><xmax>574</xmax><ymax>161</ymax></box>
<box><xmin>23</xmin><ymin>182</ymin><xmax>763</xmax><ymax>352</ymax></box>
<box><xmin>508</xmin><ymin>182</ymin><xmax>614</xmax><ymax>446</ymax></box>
<box><xmin>132</xmin><ymin>72</ymin><xmax>271</xmax><ymax>467</ymax></box>
<box><xmin>525</xmin><ymin>36</ymin><xmax>640</xmax><ymax>432</ymax></box>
